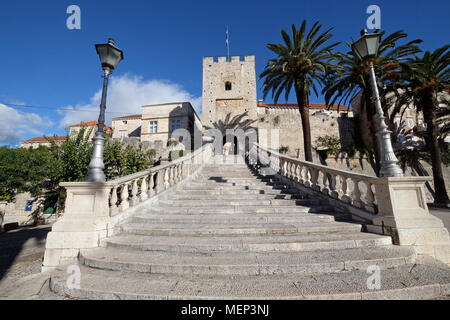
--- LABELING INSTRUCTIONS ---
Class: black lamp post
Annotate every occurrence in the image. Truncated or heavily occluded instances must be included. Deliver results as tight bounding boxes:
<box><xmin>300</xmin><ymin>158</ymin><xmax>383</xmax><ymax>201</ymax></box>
<box><xmin>352</xmin><ymin>30</ymin><xmax>403</xmax><ymax>177</ymax></box>
<box><xmin>86</xmin><ymin>39</ymin><xmax>124</xmax><ymax>182</ymax></box>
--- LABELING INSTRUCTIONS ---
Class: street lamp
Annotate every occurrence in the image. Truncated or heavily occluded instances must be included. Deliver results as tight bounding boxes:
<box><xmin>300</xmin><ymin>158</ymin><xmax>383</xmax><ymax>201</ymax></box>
<box><xmin>351</xmin><ymin>30</ymin><xmax>403</xmax><ymax>177</ymax></box>
<box><xmin>86</xmin><ymin>38</ymin><xmax>124</xmax><ymax>182</ymax></box>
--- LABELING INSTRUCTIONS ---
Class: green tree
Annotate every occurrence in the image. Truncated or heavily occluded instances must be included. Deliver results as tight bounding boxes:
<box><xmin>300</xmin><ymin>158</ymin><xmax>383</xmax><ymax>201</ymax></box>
<box><xmin>322</xmin><ymin>30</ymin><xmax>422</xmax><ymax>174</ymax></box>
<box><xmin>389</xmin><ymin>45</ymin><xmax>450</xmax><ymax>204</ymax></box>
<box><xmin>260</xmin><ymin>20</ymin><xmax>340</xmax><ymax>161</ymax></box>
<box><xmin>0</xmin><ymin>146</ymin><xmax>57</xmax><ymax>201</ymax></box>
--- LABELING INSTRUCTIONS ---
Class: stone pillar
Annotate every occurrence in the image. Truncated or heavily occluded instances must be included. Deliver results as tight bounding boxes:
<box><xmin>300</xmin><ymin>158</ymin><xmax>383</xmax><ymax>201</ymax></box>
<box><xmin>0</xmin><ymin>201</ymin><xmax>7</xmax><ymax>228</ymax></box>
<box><xmin>42</xmin><ymin>182</ymin><xmax>113</xmax><ymax>272</ymax></box>
<box><xmin>372</xmin><ymin>177</ymin><xmax>450</xmax><ymax>265</ymax></box>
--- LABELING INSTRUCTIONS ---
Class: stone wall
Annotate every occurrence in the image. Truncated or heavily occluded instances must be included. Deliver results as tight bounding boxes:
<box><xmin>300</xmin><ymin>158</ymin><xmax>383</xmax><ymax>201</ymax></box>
<box><xmin>257</xmin><ymin>106</ymin><xmax>354</xmax><ymax>158</ymax></box>
<box><xmin>202</xmin><ymin>56</ymin><xmax>257</xmax><ymax>130</ymax></box>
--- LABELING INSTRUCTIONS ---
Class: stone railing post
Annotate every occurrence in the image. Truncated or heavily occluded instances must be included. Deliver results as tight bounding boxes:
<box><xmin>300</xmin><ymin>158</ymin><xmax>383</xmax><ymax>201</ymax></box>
<box><xmin>252</xmin><ymin>143</ymin><xmax>450</xmax><ymax>265</ymax></box>
<box><xmin>372</xmin><ymin>177</ymin><xmax>450</xmax><ymax>264</ymax></box>
<box><xmin>42</xmin><ymin>182</ymin><xmax>113</xmax><ymax>272</ymax></box>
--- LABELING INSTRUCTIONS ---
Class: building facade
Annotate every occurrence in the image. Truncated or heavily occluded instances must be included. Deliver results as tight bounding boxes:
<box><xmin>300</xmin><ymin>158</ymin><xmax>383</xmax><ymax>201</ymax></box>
<box><xmin>201</xmin><ymin>55</ymin><xmax>354</xmax><ymax>157</ymax></box>
<box><xmin>20</xmin><ymin>136</ymin><xmax>67</xmax><ymax>149</ymax></box>
<box><xmin>111</xmin><ymin>102</ymin><xmax>202</xmax><ymax>152</ymax></box>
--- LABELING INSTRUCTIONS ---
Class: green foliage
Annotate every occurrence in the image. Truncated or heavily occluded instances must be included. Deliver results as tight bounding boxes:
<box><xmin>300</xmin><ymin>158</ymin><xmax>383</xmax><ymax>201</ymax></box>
<box><xmin>314</xmin><ymin>134</ymin><xmax>375</xmax><ymax>161</ymax></box>
<box><xmin>315</xmin><ymin>135</ymin><xmax>341</xmax><ymax>153</ymax></box>
<box><xmin>169</xmin><ymin>150</ymin><xmax>190</xmax><ymax>161</ymax></box>
<box><xmin>0</xmin><ymin>128</ymin><xmax>156</xmax><ymax>202</ymax></box>
<box><xmin>0</xmin><ymin>145</ymin><xmax>57</xmax><ymax>201</ymax></box>
<box><xmin>273</xmin><ymin>116</ymin><xmax>280</xmax><ymax>126</ymax></box>
<box><xmin>278</xmin><ymin>146</ymin><xmax>289</xmax><ymax>154</ymax></box>
<box><xmin>167</xmin><ymin>139</ymin><xmax>180</xmax><ymax>147</ymax></box>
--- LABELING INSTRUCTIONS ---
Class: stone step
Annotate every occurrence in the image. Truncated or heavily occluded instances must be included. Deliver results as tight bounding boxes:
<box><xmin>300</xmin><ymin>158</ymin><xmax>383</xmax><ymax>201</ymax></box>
<box><xmin>79</xmin><ymin>246</ymin><xmax>415</xmax><ymax>276</ymax></box>
<box><xmin>169</xmin><ymin>193</ymin><xmax>306</xmax><ymax>200</ymax></box>
<box><xmin>175</xmin><ymin>188</ymin><xmax>306</xmax><ymax>196</ymax></box>
<box><xmin>141</xmin><ymin>205</ymin><xmax>334</xmax><ymax>215</ymax></box>
<box><xmin>49</xmin><ymin>263</ymin><xmax>450</xmax><ymax>299</ymax></box>
<box><xmin>105</xmin><ymin>232</ymin><xmax>393</xmax><ymax>253</ymax></box>
<box><xmin>182</xmin><ymin>185</ymin><xmax>301</xmax><ymax>193</ymax></box>
<box><xmin>156</xmin><ymin>199</ymin><xmax>320</xmax><ymax>207</ymax></box>
<box><xmin>130</xmin><ymin>213</ymin><xmax>338</xmax><ymax>225</ymax></box>
<box><xmin>121</xmin><ymin>221</ymin><xmax>362</xmax><ymax>237</ymax></box>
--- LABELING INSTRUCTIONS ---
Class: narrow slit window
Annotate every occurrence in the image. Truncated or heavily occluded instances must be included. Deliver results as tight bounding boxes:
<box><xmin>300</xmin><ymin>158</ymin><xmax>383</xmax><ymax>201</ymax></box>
<box><xmin>225</xmin><ymin>81</ymin><xmax>232</xmax><ymax>91</ymax></box>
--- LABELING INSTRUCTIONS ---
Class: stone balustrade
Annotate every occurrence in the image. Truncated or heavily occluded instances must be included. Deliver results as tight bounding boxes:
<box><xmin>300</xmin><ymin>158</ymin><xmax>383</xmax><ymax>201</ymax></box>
<box><xmin>251</xmin><ymin>144</ymin><xmax>379</xmax><ymax>214</ymax></box>
<box><xmin>42</xmin><ymin>144</ymin><xmax>213</xmax><ymax>271</ymax></box>
<box><xmin>249</xmin><ymin>143</ymin><xmax>450</xmax><ymax>264</ymax></box>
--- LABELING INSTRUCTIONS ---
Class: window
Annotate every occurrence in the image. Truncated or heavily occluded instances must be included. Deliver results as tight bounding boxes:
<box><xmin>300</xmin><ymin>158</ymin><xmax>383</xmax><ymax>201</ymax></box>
<box><xmin>122</xmin><ymin>120</ymin><xmax>128</xmax><ymax>125</ymax></box>
<box><xmin>171</xmin><ymin>119</ymin><xmax>181</xmax><ymax>131</ymax></box>
<box><xmin>225</xmin><ymin>81</ymin><xmax>232</xmax><ymax>91</ymax></box>
<box><xmin>120</xmin><ymin>132</ymin><xmax>126</xmax><ymax>139</ymax></box>
<box><xmin>149</xmin><ymin>121</ymin><xmax>158</xmax><ymax>133</ymax></box>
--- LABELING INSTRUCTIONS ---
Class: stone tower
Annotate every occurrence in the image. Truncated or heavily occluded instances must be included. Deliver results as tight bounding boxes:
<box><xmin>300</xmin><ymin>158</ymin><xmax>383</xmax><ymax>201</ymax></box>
<box><xmin>202</xmin><ymin>56</ymin><xmax>257</xmax><ymax>130</ymax></box>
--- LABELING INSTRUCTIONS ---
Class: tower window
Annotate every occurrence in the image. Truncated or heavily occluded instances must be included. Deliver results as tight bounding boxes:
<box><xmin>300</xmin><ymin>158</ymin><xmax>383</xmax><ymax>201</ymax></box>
<box><xmin>225</xmin><ymin>81</ymin><xmax>232</xmax><ymax>91</ymax></box>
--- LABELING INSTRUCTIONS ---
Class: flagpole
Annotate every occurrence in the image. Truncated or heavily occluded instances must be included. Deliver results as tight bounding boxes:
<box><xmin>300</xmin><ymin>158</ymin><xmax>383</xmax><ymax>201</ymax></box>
<box><xmin>226</xmin><ymin>26</ymin><xmax>230</xmax><ymax>62</ymax></box>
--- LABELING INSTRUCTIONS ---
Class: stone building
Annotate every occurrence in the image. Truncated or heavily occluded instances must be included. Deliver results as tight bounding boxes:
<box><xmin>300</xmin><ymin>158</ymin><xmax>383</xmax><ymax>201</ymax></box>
<box><xmin>111</xmin><ymin>114</ymin><xmax>142</xmax><ymax>139</ymax></box>
<box><xmin>69</xmin><ymin>121</ymin><xmax>112</xmax><ymax>139</ymax></box>
<box><xmin>111</xmin><ymin>102</ymin><xmax>202</xmax><ymax>152</ymax></box>
<box><xmin>201</xmin><ymin>55</ymin><xmax>354</xmax><ymax>158</ymax></box>
<box><xmin>20</xmin><ymin>136</ymin><xmax>67</xmax><ymax>149</ymax></box>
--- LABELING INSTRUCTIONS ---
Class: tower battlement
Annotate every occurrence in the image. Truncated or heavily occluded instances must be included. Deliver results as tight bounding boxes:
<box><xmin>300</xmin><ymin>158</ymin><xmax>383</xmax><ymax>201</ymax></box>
<box><xmin>202</xmin><ymin>55</ymin><xmax>257</xmax><ymax>129</ymax></box>
<box><xmin>203</xmin><ymin>55</ymin><xmax>255</xmax><ymax>64</ymax></box>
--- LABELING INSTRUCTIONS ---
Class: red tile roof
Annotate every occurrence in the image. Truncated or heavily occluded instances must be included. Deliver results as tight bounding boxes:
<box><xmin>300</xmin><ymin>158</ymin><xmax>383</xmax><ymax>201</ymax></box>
<box><xmin>70</xmin><ymin>121</ymin><xmax>112</xmax><ymax>131</ymax></box>
<box><xmin>257</xmin><ymin>102</ymin><xmax>351</xmax><ymax>111</ymax></box>
<box><xmin>22</xmin><ymin>136</ymin><xmax>67</xmax><ymax>143</ymax></box>
<box><xmin>112</xmin><ymin>114</ymin><xmax>142</xmax><ymax>121</ymax></box>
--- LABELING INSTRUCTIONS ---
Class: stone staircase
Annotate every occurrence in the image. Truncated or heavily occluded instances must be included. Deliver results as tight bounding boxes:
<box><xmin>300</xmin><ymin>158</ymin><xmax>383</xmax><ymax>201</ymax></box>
<box><xmin>48</xmin><ymin>156</ymin><xmax>450</xmax><ymax>299</ymax></box>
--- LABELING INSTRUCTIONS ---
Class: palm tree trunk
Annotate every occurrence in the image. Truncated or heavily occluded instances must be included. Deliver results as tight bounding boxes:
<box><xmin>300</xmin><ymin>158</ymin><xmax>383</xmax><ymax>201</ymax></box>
<box><xmin>295</xmin><ymin>84</ymin><xmax>313</xmax><ymax>162</ymax></box>
<box><xmin>422</xmin><ymin>90</ymin><xmax>449</xmax><ymax>204</ymax></box>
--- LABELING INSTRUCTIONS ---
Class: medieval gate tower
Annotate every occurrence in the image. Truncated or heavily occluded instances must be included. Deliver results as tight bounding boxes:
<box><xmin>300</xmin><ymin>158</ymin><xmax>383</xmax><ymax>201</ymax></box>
<box><xmin>202</xmin><ymin>56</ymin><xmax>258</xmax><ymax>130</ymax></box>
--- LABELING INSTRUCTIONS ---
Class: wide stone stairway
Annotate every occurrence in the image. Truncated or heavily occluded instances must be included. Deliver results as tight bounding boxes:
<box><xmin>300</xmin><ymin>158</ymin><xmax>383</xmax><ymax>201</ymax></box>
<box><xmin>48</xmin><ymin>156</ymin><xmax>450</xmax><ymax>299</ymax></box>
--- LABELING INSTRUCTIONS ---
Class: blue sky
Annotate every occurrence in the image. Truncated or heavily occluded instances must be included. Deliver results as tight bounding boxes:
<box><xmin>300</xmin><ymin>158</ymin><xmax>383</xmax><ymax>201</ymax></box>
<box><xmin>0</xmin><ymin>0</ymin><xmax>448</xmax><ymax>147</ymax></box>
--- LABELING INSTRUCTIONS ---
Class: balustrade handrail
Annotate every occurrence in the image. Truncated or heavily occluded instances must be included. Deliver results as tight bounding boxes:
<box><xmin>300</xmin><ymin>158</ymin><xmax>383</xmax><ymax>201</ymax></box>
<box><xmin>253</xmin><ymin>143</ymin><xmax>378</xmax><ymax>182</ymax></box>
<box><xmin>105</xmin><ymin>144</ymin><xmax>211</xmax><ymax>186</ymax></box>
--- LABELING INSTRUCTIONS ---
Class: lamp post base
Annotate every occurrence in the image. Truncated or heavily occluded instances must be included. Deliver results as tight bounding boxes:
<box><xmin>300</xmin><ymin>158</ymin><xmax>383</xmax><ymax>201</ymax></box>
<box><xmin>86</xmin><ymin>133</ymin><xmax>106</xmax><ymax>183</ymax></box>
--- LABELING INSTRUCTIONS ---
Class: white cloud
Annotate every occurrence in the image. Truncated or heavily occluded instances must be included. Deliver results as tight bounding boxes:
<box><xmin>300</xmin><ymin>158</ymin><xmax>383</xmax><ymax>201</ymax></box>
<box><xmin>59</xmin><ymin>74</ymin><xmax>202</xmax><ymax>129</ymax></box>
<box><xmin>0</xmin><ymin>104</ymin><xmax>54</xmax><ymax>146</ymax></box>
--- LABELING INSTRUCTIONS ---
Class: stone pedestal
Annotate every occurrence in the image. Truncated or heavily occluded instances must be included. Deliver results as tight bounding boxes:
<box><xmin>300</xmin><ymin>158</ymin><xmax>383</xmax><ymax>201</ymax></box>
<box><xmin>372</xmin><ymin>177</ymin><xmax>450</xmax><ymax>265</ymax></box>
<box><xmin>42</xmin><ymin>182</ymin><xmax>113</xmax><ymax>272</ymax></box>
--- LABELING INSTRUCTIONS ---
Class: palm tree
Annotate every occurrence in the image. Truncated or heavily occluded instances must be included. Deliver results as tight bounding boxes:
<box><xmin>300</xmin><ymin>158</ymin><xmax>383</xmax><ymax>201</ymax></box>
<box><xmin>260</xmin><ymin>20</ymin><xmax>340</xmax><ymax>162</ymax></box>
<box><xmin>322</xmin><ymin>30</ymin><xmax>422</xmax><ymax>174</ymax></box>
<box><xmin>390</xmin><ymin>45</ymin><xmax>450</xmax><ymax>204</ymax></box>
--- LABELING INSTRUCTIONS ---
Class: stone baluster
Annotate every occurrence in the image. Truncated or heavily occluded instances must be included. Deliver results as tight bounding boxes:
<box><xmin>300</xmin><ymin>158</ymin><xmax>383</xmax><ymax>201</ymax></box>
<box><xmin>304</xmin><ymin>168</ymin><xmax>312</xmax><ymax>188</ymax></box>
<box><xmin>120</xmin><ymin>183</ymin><xmax>130</xmax><ymax>211</ymax></box>
<box><xmin>321</xmin><ymin>170</ymin><xmax>330</xmax><ymax>195</ymax></box>
<box><xmin>364</xmin><ymin>181</ymin><xmax>376</xmax><ymax>213</ymax></box>
<box><xmin>110</xmin><ymin>186</ymin><xmax>118</xmax><ymax>216</ymax></box>
<box><xmin>140</xmin><ymin>176</ymin><xmax>148</xmax><ymax>201</ymax></box>
<box><xmin>131</xmin><ymin>179</ymin><xmax>139</xmax><ymax>206</ymax></box>
<box><xmin>169</xmin><ymin>166</ymin><xmax>175</xmax><ymax>186</ymax></box>
<box><xmin>311</xmin><ymin>168</ymin><xmax>320</xmax><ymax>191</ymax></box>
<box><xmin>149</xmin><ymin>173</ymin><xmax>155</xmax><ymax>196</ymax></box>
<box><xmin>164</xmin><ymin>168</ymin><xmax>170</xmax><ymax>190</ymax></box>
<box><xmin>156</xmin><ymin>171</ymin><xmax>164</xmax><ymax>194</ymax></box>
<box><xmin>341</xmin><ymin>176</ymin><xmax>351</xmax><ymax>203</ymax></box>
<box><xmin>352</xmin><ymin>179</ymin><xmax>363</xmax><ymax>208</ymax></box>
<box><xmin>330</xmin><ymin>174</ymin><xmax>339</xmax><ymax>198</ymax></box>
